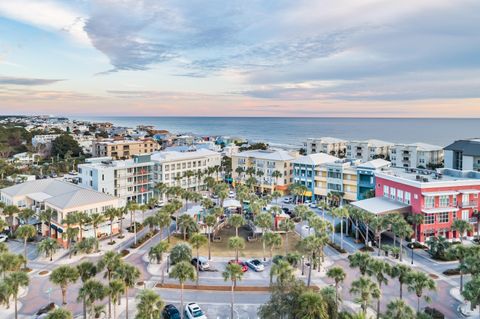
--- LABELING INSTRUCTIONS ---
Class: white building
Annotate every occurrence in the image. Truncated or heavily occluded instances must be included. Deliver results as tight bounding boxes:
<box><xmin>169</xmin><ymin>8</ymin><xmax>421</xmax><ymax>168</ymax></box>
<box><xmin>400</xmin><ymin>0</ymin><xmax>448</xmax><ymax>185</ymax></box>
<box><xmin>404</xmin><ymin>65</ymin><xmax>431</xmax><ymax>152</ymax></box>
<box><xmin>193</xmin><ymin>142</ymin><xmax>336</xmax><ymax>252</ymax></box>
<box><xmin>11</xmin><ymin>152</ymin><xmax>40</xmax><ymax>164</ymax></box>
<box><xmin>73</xmin><ymin>135</ymin><xmax>96</xmax><ymax>154</ymax></box>
<box><xmin>31</xmin><ymin>134</ymin><xmax>61</xmax><ymax>148</ymax></box>
<box><xmin>444</xmin><ymin>139</ymin><xmax>480</xmax><ymax>171</ymax></box>
<box><xmin>304</xmin><ymin>137</ymin><xmax>347</xmax><ymax>156</ymax></box>
<box><xmin>390</xmin><ymin>143</ymin><xmax>443</xmax><ymax>168</ymax></box>
<box><xmin>346</xmin><ymin>139</ymin><xmax>393</xmax><ymax>162</ymax></box>
<box><xmin>151</xmin><ymin>149</ymin><xmax>222</xmax><ymax>190</ymax></box>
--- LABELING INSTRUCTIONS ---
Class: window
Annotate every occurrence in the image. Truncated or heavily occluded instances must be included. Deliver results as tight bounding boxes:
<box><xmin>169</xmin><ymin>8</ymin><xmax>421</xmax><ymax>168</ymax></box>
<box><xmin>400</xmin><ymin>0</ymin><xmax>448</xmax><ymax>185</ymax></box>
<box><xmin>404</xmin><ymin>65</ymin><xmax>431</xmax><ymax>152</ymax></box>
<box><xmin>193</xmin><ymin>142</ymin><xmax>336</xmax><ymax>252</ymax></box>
<box><xmin>404</xmin><ymin>192</ymin><xmax>411</xmax><ymax>204</ymax></box>
<box><xmin>462</xmin><ymin>210</ymin><xmax>470</xmax><ymax>221</ymax></box>
<box><xmin>383</xmin><ymin>185</ymin><xmax>389</xmax><ymax>198</ymax></box>
<box><xmin>390</xmin><ymin>187</ymin><xmax>396</xmax><ymax>200</ymax></box>
<box><xmin>462</xmin><ymin>194</ymin><xmax>469</xmax><ymax>205</ymax></box>
<box><xmin>424</xmin><ymin>196</ymin><xmax>434</xmax><ymax>209</ymax></box>
<box><xmin>424</xmin><ymin>214</ymin><xmax>434</xmax><ymax>224</ymax></box>
<box><xmin>439</xmin><ymin>195</ymin><xmax>449</xmax><ymax>207</ymax></box>
<box><xmin>397</xmin><ymin>190</ymin><xmax>404</xmax><ymax>202</ymax></box>
<box><xmin>438</xmin><ymin>212</ymin><xmax>449</xmax><ymax>223</ymax></box>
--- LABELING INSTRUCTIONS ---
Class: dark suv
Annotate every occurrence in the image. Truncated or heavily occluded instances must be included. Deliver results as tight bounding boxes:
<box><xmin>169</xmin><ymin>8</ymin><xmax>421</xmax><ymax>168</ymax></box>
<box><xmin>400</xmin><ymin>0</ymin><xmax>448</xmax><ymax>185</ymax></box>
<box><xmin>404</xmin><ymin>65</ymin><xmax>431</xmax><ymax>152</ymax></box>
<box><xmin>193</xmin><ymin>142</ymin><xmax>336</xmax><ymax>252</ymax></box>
<box><xmin>162</xmin><ymin>304</ymin><xmax>181</xmax><ymax>319</ymax></box>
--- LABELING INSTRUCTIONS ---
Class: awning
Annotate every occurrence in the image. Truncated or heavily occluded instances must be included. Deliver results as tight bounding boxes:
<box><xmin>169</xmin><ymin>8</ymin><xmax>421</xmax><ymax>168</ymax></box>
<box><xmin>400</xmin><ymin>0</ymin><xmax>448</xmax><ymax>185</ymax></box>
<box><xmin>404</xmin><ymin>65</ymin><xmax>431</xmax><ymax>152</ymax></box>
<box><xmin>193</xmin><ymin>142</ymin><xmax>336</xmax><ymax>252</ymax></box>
<box><xmin>352</xmin><ymin>197</ymin><xmax>411</xmax><ymax>215</ymax></box>
<box><xmin>422</xmin><ymin>191</ymin><xmax>459</xmax><ymax>197</ymax></box>
<box><xmin>459</xmin><ymin>189</ymin><xmax>480</xmax><ymax>194</ymax></box>
<box><xmin>223</xmin><ymin>199</ymin><xmax>241</xmax><ymax>208</ymax></box>
<box><xmin>421</xmin><ymin>207</ymin><xmax>459</xmax><ymax>214</ymax></box>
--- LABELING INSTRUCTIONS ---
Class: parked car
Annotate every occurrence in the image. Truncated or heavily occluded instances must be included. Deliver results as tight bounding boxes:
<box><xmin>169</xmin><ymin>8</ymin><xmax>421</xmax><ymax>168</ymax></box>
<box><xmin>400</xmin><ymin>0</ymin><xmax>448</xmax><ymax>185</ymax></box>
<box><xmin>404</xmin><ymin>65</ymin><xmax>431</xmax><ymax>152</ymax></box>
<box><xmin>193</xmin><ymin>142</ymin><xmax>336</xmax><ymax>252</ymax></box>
<box><xmin>229</xmin><ymin>191</ymin><xmax>235</xmax><ymax>198</ymax></box>
<box><xmin>163</xmin><ymin>304</ymin><xmax>181</xmax><ymax>319</ymax></box>
<box><xmin>191</xmin><ymin>257</ymin><xmax>211</xmax><ymax>271</ymax></box>
<box><xmin>309</xmin><ymin>203</ymin><xmax>317</xmax><ymax>208</ymax></box>
<box><xmin>228</xmin><ymin>259</ymin><xmax>248</xmax><ymax>272</ymax></box>
<box><xmin>0</xmin><ymin>234</ymin><xmax>8</xmax><ymax>242</ymax></box>
<box><xmin>283</xmin><ymin>198</ymin><xmax>292</xmax><ymax>204</ymax></box>
<box><xmin>154</xmin><ymin>201</ymin><xmax>165</xmax><ymax>208</ymax></box>
<box><xmin>185</xmin><ymin>303</ymin><xmax>207</xmax><ymax>319</ymax></box>
<box><xmin>35</xmin><ymin>303</ymin><xmax>59</xmax><ymax>319</ymax></box>
<box><xmin>246</xmin><ymin>258</ymin><xmax>265</xmax><ymax>272</ymax></box>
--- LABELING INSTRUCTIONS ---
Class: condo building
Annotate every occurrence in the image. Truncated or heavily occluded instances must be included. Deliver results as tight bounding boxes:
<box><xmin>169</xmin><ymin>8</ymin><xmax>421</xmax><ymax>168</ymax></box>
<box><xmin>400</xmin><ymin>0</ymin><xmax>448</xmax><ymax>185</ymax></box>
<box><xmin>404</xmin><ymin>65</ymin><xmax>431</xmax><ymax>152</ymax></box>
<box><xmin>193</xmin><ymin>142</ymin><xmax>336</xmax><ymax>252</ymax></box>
<box><xmin>346</xmin><ymin>139</ymin><xmax>393</xmax><ymax>162</ymax></box>
<box><xmin>232</xmin><ymin>150</ymin><xmax>298</xmax><ymax>194</ymax></box>
<box><xmin>92</xmin><ymin>138</ymin><xmax>159</xmax><ymax>160</ymax></box>
<box><xmin>356</xmin><ymin>159</ymin><xmax>391</xmax><ymax>200</ymax></box>
<box><xmin>389</xmin><ymin>143</ymin><xmax>443</xmax><ymax>169</ymax></box>
<box><xmin>304</xmin><ymin>137</ymin><xmax>347</xmax><ymax>156</ymax></box>
<box><xmin>444</xmin><ymin>139</ymin><xmax>480</xmax><ymax>171</ymax></box>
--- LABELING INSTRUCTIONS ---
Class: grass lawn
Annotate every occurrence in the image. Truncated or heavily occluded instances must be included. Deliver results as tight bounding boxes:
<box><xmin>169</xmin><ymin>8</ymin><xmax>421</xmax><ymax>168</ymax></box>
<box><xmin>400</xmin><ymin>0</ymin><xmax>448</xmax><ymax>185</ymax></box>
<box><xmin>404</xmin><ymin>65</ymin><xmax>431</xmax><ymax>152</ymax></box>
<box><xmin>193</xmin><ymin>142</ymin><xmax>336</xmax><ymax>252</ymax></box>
<box><xmin>169</xmin><ymin>224</ymin><xmax>301</xmax><ymax>258</ymax></box>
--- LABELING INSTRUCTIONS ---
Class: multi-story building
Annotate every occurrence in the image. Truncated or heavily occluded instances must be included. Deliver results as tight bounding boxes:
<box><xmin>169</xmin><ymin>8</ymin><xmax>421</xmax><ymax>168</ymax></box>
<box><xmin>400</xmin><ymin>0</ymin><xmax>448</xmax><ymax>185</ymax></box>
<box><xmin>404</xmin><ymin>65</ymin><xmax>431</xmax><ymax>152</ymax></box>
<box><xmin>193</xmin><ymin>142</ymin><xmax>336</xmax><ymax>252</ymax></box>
<box><xmin>390</xmin><ymin>143</ymin><xmax>443</xmax><ymax>169</ymax></box>
<box><xmin>78</xmin><ymin>155</ymin><xmax>154</xmax><ymax>204</ymax></box>
<box><xmin>74</xmin><ymin>134</ymin><xmax>96</xmax><ymax>154</ymax></box>
<box><xmin>359</xmin><ymin>167</ymin><xmax>480</xmax><ymax>243</ymax></box>
<box><xmin>356</xmin><ymin>159</ymin><xmax>391</xmax><ymax>200</ymax></box>
<box><xmin>322</xmin><ymin>160</ymin><xmax>359</xmax><ymax>202</ymax></box>
<box><xmin>304</xmin><ymin>137</ymin><xmax>347</xmax><ymax>156</ymax></box>
<box><xmin>151</xmin><ymin>149</ymin><xmax>222</xmax><ymax>190</ymax></box>
<box><xmin>31</xmin><ymin>134</ymin><xmax>61</xmax><ymax>148</ymax></box>
<box><xmin>0</xmin><ymin>179</ymin><xmax>122</xmax><ymax>245</ymax></box>
<box><xmin>232</xmin><ymin>150</ymin><xmax>298</xmax><ymax>194</ymax></box>
<box><xmin>444</xmin><ymin>139</ymin><xmax>480</xmax><ymax>171</ymax></box>
<box><xmin>346</xmin><ymin>139</ymin><xmax>393</xmax><ymax>162</ymax></box>
<box><xmin>92</xmin><ymin>138</ymin><xmax>159</xmax><ymax>160</ymax></box>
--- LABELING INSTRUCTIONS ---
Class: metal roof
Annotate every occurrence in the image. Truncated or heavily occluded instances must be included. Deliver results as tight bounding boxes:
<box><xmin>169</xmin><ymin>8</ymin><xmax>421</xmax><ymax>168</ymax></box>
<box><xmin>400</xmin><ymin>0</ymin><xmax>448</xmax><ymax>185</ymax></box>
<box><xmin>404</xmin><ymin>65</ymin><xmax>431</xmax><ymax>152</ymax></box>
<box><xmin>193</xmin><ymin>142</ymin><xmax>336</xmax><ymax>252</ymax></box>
<box><xmin>444</xmin><ymin>140</ymin><xmax>480</xmax><ymax>156</ymax></box>
<box><xmin>352</xmin><ymin>197</ymin><xmax>410</xmax><ymax>215</ymax></box>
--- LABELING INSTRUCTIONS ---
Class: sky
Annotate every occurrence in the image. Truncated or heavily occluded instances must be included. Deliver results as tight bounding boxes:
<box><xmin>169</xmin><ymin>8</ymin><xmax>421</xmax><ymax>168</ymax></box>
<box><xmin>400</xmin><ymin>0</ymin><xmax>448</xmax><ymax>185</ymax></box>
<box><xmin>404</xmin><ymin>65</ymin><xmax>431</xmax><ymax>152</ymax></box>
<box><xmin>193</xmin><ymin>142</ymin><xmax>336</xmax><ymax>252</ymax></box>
<box><xmin>0</xmin><ymin>0</ymin><xmax>479</xmax><ymax>117</ymax></box>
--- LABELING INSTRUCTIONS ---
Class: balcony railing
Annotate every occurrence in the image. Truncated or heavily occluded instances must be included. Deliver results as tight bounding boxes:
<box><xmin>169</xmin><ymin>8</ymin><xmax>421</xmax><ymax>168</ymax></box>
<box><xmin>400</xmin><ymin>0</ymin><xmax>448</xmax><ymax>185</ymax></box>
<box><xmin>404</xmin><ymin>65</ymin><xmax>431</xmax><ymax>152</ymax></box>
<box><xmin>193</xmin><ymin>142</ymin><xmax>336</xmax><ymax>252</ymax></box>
<box><xmin>460</xmin><ymin>201</ymin><xmax>479</xmax><ymax>208</ymax></box>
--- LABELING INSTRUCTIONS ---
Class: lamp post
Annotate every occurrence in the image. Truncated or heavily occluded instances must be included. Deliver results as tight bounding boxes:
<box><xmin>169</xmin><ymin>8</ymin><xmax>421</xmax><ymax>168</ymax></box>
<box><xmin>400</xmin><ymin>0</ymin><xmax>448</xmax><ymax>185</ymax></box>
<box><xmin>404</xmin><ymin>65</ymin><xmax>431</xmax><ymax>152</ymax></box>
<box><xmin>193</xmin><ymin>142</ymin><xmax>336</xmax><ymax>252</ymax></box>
<box><xmin>301</xmin><ymin>255</ymin><xmax>305</xmax><ymax>276</ymax></box>
<box><xmin>411</xmin><ymin>239</ymin><xmax>415</xmax><ymax>265</ymax></box>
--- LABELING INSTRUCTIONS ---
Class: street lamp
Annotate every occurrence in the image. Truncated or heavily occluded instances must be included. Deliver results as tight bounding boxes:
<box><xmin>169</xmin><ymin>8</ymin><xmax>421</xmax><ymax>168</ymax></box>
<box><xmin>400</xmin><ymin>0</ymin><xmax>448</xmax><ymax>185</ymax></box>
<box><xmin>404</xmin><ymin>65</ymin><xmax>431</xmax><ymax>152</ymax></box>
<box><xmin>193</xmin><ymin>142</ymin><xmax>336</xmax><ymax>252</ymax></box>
<box><xmin>411</xmin><ymin>239</ymin><xmax>415</xmax><ymax>265</ymax></box>
<box><xmin>301</xmin><ymin>255</ymin><xmax>305</xmax><ymax>276</ymax></box>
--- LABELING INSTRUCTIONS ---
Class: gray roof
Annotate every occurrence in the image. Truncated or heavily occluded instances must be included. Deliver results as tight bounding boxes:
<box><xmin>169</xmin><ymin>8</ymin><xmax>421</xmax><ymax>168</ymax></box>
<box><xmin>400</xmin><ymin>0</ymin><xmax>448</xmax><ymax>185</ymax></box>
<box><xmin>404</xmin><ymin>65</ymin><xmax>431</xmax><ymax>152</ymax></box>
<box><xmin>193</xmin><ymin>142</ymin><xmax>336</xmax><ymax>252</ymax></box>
<box><xmin>352</xmin><ymin>197</ymin><xmax>410</xmax><ymax>215</ymax></box>
<box><xmin>1</xmin><ymin>179</ymin><xmax>117</xmax><ymax>210</ymax></box>
<box><xmin>444</xmin><ymin>140</ymin><xmax>480</xmax><ymax>156</ymax></box>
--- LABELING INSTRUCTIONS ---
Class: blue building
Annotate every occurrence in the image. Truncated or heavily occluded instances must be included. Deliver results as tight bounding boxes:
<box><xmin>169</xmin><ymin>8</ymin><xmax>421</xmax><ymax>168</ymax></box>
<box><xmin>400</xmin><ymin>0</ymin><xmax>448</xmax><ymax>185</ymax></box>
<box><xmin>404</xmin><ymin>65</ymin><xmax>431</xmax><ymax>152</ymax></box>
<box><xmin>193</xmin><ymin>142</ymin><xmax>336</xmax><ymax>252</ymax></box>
<box><xmin>356</xmin><ymin>159</ymin><xmax>391</xmax><ymax>200</ymax></box>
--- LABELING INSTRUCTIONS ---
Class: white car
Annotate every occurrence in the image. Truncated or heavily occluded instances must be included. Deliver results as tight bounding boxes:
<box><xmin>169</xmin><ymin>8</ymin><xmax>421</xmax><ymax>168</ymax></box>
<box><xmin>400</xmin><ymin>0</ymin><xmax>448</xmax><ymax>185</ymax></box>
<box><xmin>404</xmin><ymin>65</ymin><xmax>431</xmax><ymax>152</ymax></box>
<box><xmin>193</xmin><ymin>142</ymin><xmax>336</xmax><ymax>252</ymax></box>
<box><xmin>185</xmin><ymin>303</ymin><xmax>207</xmax><ymax>319</ymax></box>
<box><xmin>283</xmin><ymin>198</ymin><xmax>292</xmax><ymax>204</ymax></box>
<box><xmin>0</xmin><ymin>234</ymin><xmax>8</xmax><ymax>242</ymax></box>
<box><xmin>246</xmin><ymin>259</ymin><xmax>265</xmax><ymax>272</ymax></box>
<box><xmin>309</xmin><ymin>203</ymin><xmax>317</xmax><ymax>208</ymax></box>
<box><xmin>229</xmin><ymin>191</ymin><xmax>235</xmax><ymax>198</ymax></box>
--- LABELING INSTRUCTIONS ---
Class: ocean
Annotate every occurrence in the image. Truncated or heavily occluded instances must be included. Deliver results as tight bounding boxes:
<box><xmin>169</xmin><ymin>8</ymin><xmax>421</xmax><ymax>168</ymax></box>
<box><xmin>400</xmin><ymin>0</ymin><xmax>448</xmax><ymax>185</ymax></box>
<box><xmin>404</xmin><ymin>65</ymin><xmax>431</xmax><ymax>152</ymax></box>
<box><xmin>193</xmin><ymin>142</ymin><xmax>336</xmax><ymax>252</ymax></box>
<box><xmin>72</xmin><ymin>117</ymin><xmax>480</xmax><ymax>148</ymax></box>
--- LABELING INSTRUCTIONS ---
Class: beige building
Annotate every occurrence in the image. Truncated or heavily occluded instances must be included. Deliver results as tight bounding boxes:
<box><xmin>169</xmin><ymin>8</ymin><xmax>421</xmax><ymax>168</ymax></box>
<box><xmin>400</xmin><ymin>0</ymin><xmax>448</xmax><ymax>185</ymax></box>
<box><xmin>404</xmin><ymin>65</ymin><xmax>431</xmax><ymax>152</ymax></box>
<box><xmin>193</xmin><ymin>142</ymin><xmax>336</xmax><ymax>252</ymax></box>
<box><xmin>232</xmin><ymin>149</ymin><xmax>299</xmax><ymax>194</ymax></box>
<box><xmin>346</xmin><ymin>139</ymin><xmax>393</xmax><ymax>162</ymax></box>
<box><xmin>92</xmin><ymin>138</ymin><xmax>160</xmax><ymax>160</ymax></box>
<box><xmin>304</xmin><ymin>137</ymin><xmax>347</xmax><ymax>156</ymax></box>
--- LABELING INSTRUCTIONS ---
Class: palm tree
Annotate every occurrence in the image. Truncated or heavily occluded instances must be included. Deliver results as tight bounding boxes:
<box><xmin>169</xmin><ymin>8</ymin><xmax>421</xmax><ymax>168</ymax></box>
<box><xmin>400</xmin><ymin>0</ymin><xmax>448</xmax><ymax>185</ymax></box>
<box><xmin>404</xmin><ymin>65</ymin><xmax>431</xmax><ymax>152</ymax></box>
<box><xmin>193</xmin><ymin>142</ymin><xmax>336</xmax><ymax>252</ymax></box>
<box><xmin>5</xmin><ymin>271</ymin><xmax>29</xmax><ymax>319</ymax></box>
<box><xmin>255</xmin><ymin>212</ymin><xmax>273</xmax><ymax>261</ymax></box>
<box><xmin>297</xmin><ymin>291</ymin><xmax>328</xmax><ymax>319</ymax></box>
<box><xmin>390</xmin><ymin>264</ymin><xmax>412</xmax><ymax>299</ymax></box>
<box><xmin>114</xmin><ymin>263</ymin><xmax>141</xmax><ymax>319</ymax></box>
<box><xmin>350</xmin><ymin>276</ymin><xmax>381</xmax><ymax>316</ymax></box>
<box><xmin>50</xmin><ymin>265</ymin><xmax>79</xmax><ymax>305</ymax></box>
<box><xmin>76</xmin><ymin>261</ymin><xmax>98</xmax><ymax>284</ymax></box>
<box><xmin>37</xmin><ymin>238</ymin><xmax>60</xmax><ymax>261</ymax></box>
<box><xmin>170</xmin><ymin>261</ymin><xmax>196</xmax><ymax>319</ymax></box>
<box><xmin>327</xmin><ymin>266</ymin><xmax>346</xmax><ymax>310</ymax></box>
<box><xmin>407</xmin><ymin>214</ymin><xmax>424</xmax><ymax>242</ymax></box>
<box><xmin>348</xmin><ymin>252</ymin><xmax>371</xmax><ymax>275</ymax></box>
<box><xmin>280</xmin><ymin>219</ymin><xmax>295</xmax><ymax>255</ymax></box>
<box><xmin>157</xmin><ymin>211</ymin><xmax>172</xmax><ymax>243</ymax></box>
<box><xmin>104</xmin><ymin>208</ymin><xmax>118</xmax><ymax>245</ymax></box>
<box><xmin>462</xmin><ymin>276</ymin><xmax>480</xmax><ymax>316</ymax></box>
<box><xmin>0</xmin><ymin>280</ymin><xmax>13</xmax><ymax>310</ymax></box>
<box><xmin>332</xmin><ymin>207</ymin><xmax>349</xmax><ymax>250</ymax></box>
<box><xmin>271</xmin><ymin>170</ymin><xmax>282</xmax><ymax>192</ymax></box>
<box><xmin>76</xmin><ymin>211</ymin><xmax>90</xmax><ymax>241</ymax></box>
<box><xmin>45</xmin><ymin>308</ymin><xmax>73</xmax><ymax>319</ymax></box>
<box><xmin>270</xmin><ymin>259</ymin><xmax>294</xmax><ymax>285</ymax></box>
<box><xmin>394</xmin><ymin>220</ymin><xmax>413</xmax><ymax>261</ymax></box>
<box><xmin>135</xmin><ymin>289</ymin><xmax>164</xmax><ymax>319</ymax></box>
<box><xmin>18</xmin><ymin>208</ymin><xmax>35</xmax><ymax>225</ymax></box>
<box><xmin>366</xmin><ymin>259</ymin><xmax>391</xmax><ymax>319</ymax></box>
<box><xmin>98</xmin><ymin>251</ymin><xmax>122</xmax><ymax>319</ymax></box>
<box><xmin>15</xmin><ymin>224</ymin><xmax>36</xmax><ymax>269</ymax></box>
<box><xmin>452</xmin><ymin>219</ymin><xmax>473</xmax><ymax>243</ymax></box>
<box><xmin>149</xmin><ymin>241</ymin><xmax>169</xmax><ymax>284</ymax></box>
<box><xmin>178</xmin><ymin>214</ymin><xmax>196</xmax><ymax>241</ymax></box>
<box><xmin>89</xmin><ymin>212</ymin><xmax>104</xmax><ymax>251</ymax></box>
<box><xmin>127</xmin><ymin>201</ymin><xmax>140</xmax><ymax>245</ymax></box>
<box><xmin>451</xmin><ymin>245</ymin><xmax>480</xmax><ymax>293</ymax></box>
<box><xmin>108</xmin><ymin>279</ymin><xmax>125</xmax><ymax>319</ymax></box>
<box><xmin>214</xmin><ymin>183</ymin><xmax>230</xmax><ymax>207</ymax></box>
<box><xmin>222</xmin><ymin>263</ymin><xmax>244</xmax><ymax>319</ymax></box>
<box><xmin>298</xmin><ymin>235</ymin><xmax>317</xmax><ymax>287</ymax></box>
<box><xmin>228</xmin><ymin>236</ymin><xmax>245</xmax><ymax>263</ymax></box>
<box><xmin>139</xmin><ymin>204</ymin><xmax>149</xmax><ymax>223</ymax></box>
<box><xmin>235</xmin><ymin>167</ymin><xmax>244</xmax><ymax>184</ymax></box>
<box><xmin>190</xmin><ymin>233</ymin><xmax>208</xmax><ymax>286</ymax></box>
<box><xmin>0</xmin><ymin>253</ymin><xmax>24</xmax><ymax>278</ymax></box>
<box><xmin>229</xmin><ymin>214</ymin><xmax>245</xmax><ymax>237</ymax></box>
<box><xmin>2</xmin><ymin>205</ymin><xmax>19</xmax><ymax>231</ymax></box>
<box><xmin>77</xmin><ymin>279</ymin><xmax>107</xmax><ymax>319</ymax></box>
<box><xmin>406</xmin><ymin>271</ymin><xmax>436</xmax><ymax>313</ymax></box>
<box><xmin>264</xmin><ymin>232</ymin><xmax>282</xmax><ymax>259</ymax></box>
<box><xmin>205</xmin><ymin>214</ymin><xmax>217</xmax><ymax>260</ymax></box>
<box><xmin>383</xmin><ymin>299</ymin><xmax>416</xmax><ymax>319</ymax></box>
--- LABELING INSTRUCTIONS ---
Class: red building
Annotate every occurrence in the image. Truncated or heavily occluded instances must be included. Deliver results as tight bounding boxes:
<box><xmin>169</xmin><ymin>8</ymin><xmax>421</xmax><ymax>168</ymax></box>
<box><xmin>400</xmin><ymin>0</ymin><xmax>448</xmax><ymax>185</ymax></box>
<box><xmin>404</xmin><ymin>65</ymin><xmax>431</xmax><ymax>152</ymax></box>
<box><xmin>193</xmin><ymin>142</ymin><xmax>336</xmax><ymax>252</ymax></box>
<box><xmin>374</xmin><ymin>168</ymin><xmax>480</xmax><ymax>243</ymax></box>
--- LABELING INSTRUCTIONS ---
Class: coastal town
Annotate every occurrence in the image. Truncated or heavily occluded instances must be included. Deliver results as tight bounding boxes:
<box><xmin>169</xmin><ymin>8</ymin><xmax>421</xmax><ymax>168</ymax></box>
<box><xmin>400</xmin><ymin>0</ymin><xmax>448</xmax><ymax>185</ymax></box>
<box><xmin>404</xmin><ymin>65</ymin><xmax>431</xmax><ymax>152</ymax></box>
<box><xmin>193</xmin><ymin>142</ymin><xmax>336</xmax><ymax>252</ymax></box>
<box><xmin>0</xmin><ymin>115</ymin><xmax>479</xmax><ymax>318</ymax></box>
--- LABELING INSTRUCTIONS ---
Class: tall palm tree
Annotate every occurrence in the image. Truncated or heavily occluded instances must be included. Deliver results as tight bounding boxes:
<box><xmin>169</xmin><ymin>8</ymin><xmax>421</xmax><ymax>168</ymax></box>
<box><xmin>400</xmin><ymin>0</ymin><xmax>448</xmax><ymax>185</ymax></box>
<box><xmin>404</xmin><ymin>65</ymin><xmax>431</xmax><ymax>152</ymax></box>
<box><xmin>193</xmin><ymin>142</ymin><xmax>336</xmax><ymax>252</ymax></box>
<box><xmin>384</xmin><ymin>299</ymin><xmax>416</xmax><ymax>319</ymax></box>
<box><xmin>394</xmin><ymin>220</ymin><xmax>413</xmax><ymax>262</ymax></box>
<box><xmin>77</xmin><ymin>279</ymin><xmax>107</xmax><ymax>319</ymax></box>
<box><xmin>5</xmin><ymin>271</ymin><xmax>29</xmax><ymax>319</ymax></box>
<box><xmin>235</xmin><ymin>167</ymin><xmax>244</xmax><ymax>185</ymax></box>
<box><xmin>127</xmin><ymin>201</ymin><xmax>140</xmax><ymax>244</ymax></box>
<box><xmin>149</xmin><ymin>241</ymin><xmax>169</xmax><ymax>284</ymax></box>
<box><xmin>270</xmin><ymin>259</ymin><xmax>294</xmax><ymax>285</ymax></box>
<box><xmin>326</xmin><ymin>266</ymin><xmax>346</xmax><ymax>310</ymax></box>
<box><xmin>452</xmin><ymin>219</ymin><xmax>473</xmax><ymax>243</ymax></box>
<box><xmin>139</xmin><ymin>204</ymin><xmax>149</xmax><ymax>223</ymax></box>
<box><xmin>406</xmin><ymin>271</ymin><xmax>436</xmax><ymax>313</ymax></box>
<box><xmin>114</xmin><ymin>263</ymin><xmax>141</xmax><ymax>319</ymax></box>
<box><xmin>369</xmin><ymin>215</ymin><xmax>388</xmax><ymax>256</ymax></box>
<box><xmin>108</xmin><ymin>279</ymin><xmax>125</xmax><ymax>319</ymax></box>
<box><xmin>15</xmin><ymin>224</ymin><xmax>36</xmax><ymax>269</ymax></box>
<box><xmin>89</xmin><ymin>212</ymin><xmax>104</xmax><ymax>251</ymax></box>
<box><xmin>366</xmin><ymin>259</ymin><xmax>391</xmax><ymax>319</ymax></box>
<box><xmin>297</xmin><ymin>291</ymin><xmax>328</xmax><ymax>319</ymax></box>
<box><xmin>228</xmin><ymin>236</ymin><xmax>245</xmax><ymax>263</ymax></box>
<box><xmin>298</xmin><ymin>235</ymin><xmax>317</xmax><ymax>287</ymax></box>
<box><xmin>229</xmin><ymin>214</ymin><xmax>245</xmax><ymax>237</ymax></box>
<box><xmin>37</xmin><ymin>238</ymin><xmax>60</xmax><ymax>261</ymax></box>
<box><xmin>50</xmin><ymin>265</ymin><xmax>79</xmax><ymax>305</ymax></box>
<box><xmin>348</xmin><ymin>252</ymin><xmax>371</xmax><ymax>275</ymax></box>
<box><xmin>135</xmin><ymin>289</ymin><xmax>164</xmax><ymax>319</ymax></box>
<box><xmin>264</xmin><ymin>232</ymin><xmax>282</xmax><ymax>259</ymax></box>
<box><xmin>2</xmin><ymin>205</ymin><xmax>19</xmax><ymax>231</ymax></box>
<box><xmin>104</xmin><ymin>208</ymin><xmax>118</xmax><ymax>245</ymax></box>
<box><xmin>332</xmin><ymin>207</ymin><xmax>349</xmax><ymax>250</ymax></box>
<box><xmin>98</xmin><ymin>251</ymin><xmax>122</xmax><ymax>319</ymax></box>
<box><xmin>76</xmin><ymin>211</ymin><xmax>91</xmax><ymax>241</ymax></box>
<box><xmin>390</xmin><ymin>264</ymin><xmax>413</xmax><ymax>299</ymax></box>
<box><xmin>170</xmin><ymin>261</ymin><xmax>196</xmax><ymax>319</ymax></box>
<box><xmin>18</xmin><ymin>208</ymin><xmax>35</xmax><ymax>225</ymax></box>
<box><xmin>407</xmin><ymin>214</ymin><xmax>424</xmax><ymax>242</ymax></box>
<box><xmin>190</xmin><ymin>233</ymin><xmax>208</xmax><ymax>286</ymax></box>
<box><xmin>349</xmin><ymin>276</ymin><xmax>381</xmax><ymax>316</ymax></box>
<box><xmin>223</xmin><ymin>263</ymin><xmax>244</xmax><ymax>319</ymax></box>
<box><xmin>452</xmin><ymin>245</ymin><xmax>480</xmax><ymax>293</ymax></box>
<box><xmin>156</xmin><ymin>211</ymin><xmax>172</xmax><ymax>243</ymax></box>
<box><xmin>178</xmin><ymin>214</ymin><xmax>196</xmax><ymax>241</ymax></box>
<box><xmin>255</xmin><ymin>212</ymin><xmax>273</xmax><ymax>261</ymax></box>
<box><xmin>271</xmin><ymin>170</ymin><xmax>282</xmax><ymax>193</ymax></box>
<box><xmin>205</xmin><ymin>214</ymin><xmax>217</xmax><ymax>260</ymax></box>
<box><xmin>280</xmin><ymin>219</ymin><xmax>295</xmax><ymax>255</ymax></box>
<box><xmin>76</xmin><ymin>261</ymin><xmax>98</xmax><ymax>284</ymax></box>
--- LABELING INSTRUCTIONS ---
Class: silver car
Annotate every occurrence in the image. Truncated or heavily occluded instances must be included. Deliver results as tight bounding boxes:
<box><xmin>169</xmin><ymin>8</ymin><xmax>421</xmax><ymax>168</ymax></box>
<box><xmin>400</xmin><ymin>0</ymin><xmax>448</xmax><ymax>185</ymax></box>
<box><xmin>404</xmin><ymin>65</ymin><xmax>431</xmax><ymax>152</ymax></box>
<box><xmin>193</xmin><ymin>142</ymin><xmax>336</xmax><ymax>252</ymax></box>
<box><xmin>246</xmin><ymin>259</ymin><xmax>265</xmax><ymax>272</ymax></box>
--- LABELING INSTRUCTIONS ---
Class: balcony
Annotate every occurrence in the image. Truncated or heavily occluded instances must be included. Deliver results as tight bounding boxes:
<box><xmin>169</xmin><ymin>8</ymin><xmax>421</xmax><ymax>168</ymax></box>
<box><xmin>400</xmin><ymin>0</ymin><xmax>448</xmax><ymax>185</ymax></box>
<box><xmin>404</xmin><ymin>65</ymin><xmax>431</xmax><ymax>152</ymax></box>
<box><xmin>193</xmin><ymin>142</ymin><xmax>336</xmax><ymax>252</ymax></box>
<box><xmin>459</xmin><ymin>201</ymin><xmax>478</xmax><ymax>208</ymax></box>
